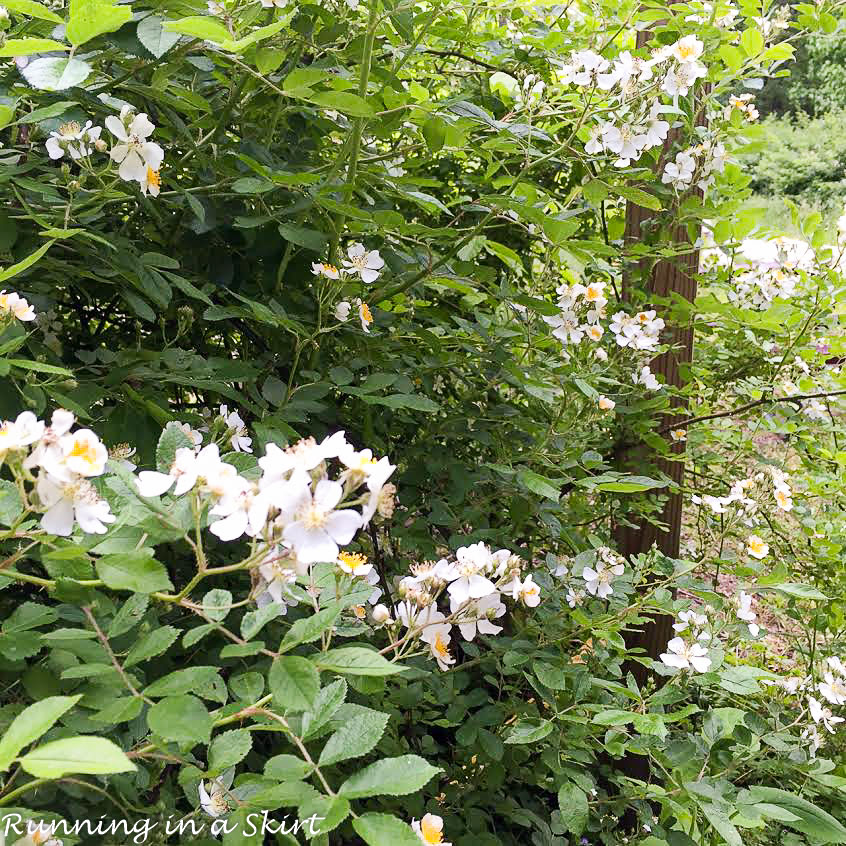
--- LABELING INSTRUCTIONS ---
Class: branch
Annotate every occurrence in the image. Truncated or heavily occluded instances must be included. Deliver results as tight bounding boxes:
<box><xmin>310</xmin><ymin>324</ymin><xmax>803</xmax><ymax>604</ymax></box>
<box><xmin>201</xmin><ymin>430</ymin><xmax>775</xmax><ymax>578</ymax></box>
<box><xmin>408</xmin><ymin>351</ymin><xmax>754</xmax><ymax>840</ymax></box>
<box><xmin>658</xmin><ymin>389</ymin><xmax>846</xmax><ymax>434</ymax></box>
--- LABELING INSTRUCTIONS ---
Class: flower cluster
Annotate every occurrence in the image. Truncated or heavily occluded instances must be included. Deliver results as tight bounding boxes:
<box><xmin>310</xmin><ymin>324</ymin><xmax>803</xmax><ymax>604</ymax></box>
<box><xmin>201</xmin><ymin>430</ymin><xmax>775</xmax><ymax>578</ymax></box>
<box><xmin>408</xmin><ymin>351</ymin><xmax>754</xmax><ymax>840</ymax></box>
<box><xmin>543</xmin><ymin>281</ymin><xmax>607</xmax><ymax>346</ymax></box>
<box><xmin>0</xmin><ymin>289</ymin><xmax>36</xmax><ymax>322</ymax></box>
<box><xmin>725</xmin><ymin>93</ymin><xmax>759</xmax><ymax>122</ymax></box>
<box><xmin>0</xmin><ymin>409</ymin><xmax>115</xmax><ymax>536</ymax></box>
<box><xmin>312</xmin><ymin>243</ymin><xmax>384</xmax><ymax>284</ymax></box>
<box><xmin>554</xmin><ymin>546</ymin><xmax>627</xmax><ymax>603</ymax></box>
<box><xmin>43</xmin><ymin>104</ymin><xmax>164</xmax><ymax>197</ymax></box>
<box><xmin>693</xmin><ymin>476</ymin><xmax>759</xmax><ymax>523</ymax></box>
<box><xmin>138</xmin><ymin>429</ymin><xmax>395</xmax><ymax>571</ymax></box>
<box><xmin>661</xmin><ymin>141</ymin><xmax>727</xmax><ymax>191</ymax></box>
<box><xmin>45</xmin><ymin>120</ymin><xmax>102</xmax><ymax>161</ymax></box>
<box><xmin>660</xmin><ymin>608</ymin><xmax>712</xmax><ymax>673</ymax></box>
<box><xmin>387</xmin><ymin>541</ymin><xmax>541</xmax><ymax>672</ymax></box>
<box><xmin>771</xmin><ymin>467</ymin><xmax>793</xmax><ymax>511</ymax></box>
<box><xmin>609</xmin><ymin>309</ymin><xmax>664</xmax><ymax>351</ymax></box>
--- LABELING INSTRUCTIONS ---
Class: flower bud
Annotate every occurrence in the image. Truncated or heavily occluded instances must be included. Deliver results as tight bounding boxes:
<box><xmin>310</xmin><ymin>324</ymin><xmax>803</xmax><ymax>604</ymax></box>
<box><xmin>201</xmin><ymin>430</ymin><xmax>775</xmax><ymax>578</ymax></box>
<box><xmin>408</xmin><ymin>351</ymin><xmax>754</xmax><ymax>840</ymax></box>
<box><xmin>372</xmin><ymin>604</ymin><xmax>391</xmax><ymax>624</ymax></box>
<box><xmin>94</xmin><ymin>138</ymin><xmax>108</xmax><ymax>152</ymax></box>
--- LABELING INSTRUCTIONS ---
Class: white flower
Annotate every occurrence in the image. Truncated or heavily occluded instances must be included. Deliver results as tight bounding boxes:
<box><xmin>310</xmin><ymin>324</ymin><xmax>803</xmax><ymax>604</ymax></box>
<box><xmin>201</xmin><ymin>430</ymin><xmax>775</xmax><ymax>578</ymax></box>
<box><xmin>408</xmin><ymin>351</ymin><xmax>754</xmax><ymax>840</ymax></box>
<box><xmin>38</xmin><ymin>476</ymin><xmax>116</xmax><ymax>536</ymax></box>
<box><xmin>450</xmin><ymin>591</ymin><xmax>506</xmax><ymax>640</ymax></box>
<box><xmin>371</xmin><ymin>603</ymin><xmax>393</xmax><ymax>625</ymax></box>
<box><xmin>746</xmin><ymin>535</ymin><xmax>769</xmax><ymax>559</ymax></box>
<box><xmin>335</xmin><ymin>300</ymin><xmax>351</xmax><ymax>321</ymax></box>
<box><xmin>818</xmin><ymin>672</ymin><xmax>846</xmax><ymax>706</ymax></box>
<box><xmin>198</xmin><ymin>768</ymin><xmax>234</xmax><ymax>817</ymax></box>
<box><xmin>566</xmin><ymin>588</ymin><xmax>584</xmax><ymax>607</ymax></box>
<box><xmin>412</xmin><ymin>814</ymin><xmax>451</xmax><ymax>846</ymax></box>
<box><xmin>357</xmin><ymin>300</ymin><xmax>374</xmax><ymax>333</ymax></box>
<box><xmin>662</xmin><ymin>151</ymin><xmax>696</xmax><ymax>189</ymax></box>
<box><xmin>257</xmin><ymin>549</ymin><xmax>300</xmax><ymax>608</ymax></box>
<box><xmin>662</xmin><ymin>61</ymin><xmax>707</xmax><ymax>96</ymax></box>
<box><xmin>443</xmin><ymin>547</ymin><xmax>497</xmax><ymax>605</ymax></box>
<box><xmin>282</xmin><ymin>479</ymin><xmax>362</xmax><ymax>564</ymax></box>
<box><xmin>826</xmin><ymin>656</ymin><xmax>846</xmax><ymax>677</ymax></box>
<box><xmin>0</xmin><ymin>411</ymin><xmax>45</xmax><ymax>460</ymax></box>
<box><xmin>165</xmin><ymin>420</ymin><xmax>203</xmax><ymax>448</ymax></box>
<box><xmin>597</xmin><ymin>395</ymin><xmax>615</xmax><ymax>412</ymax></box>
<box><xmin>218</xmin><ymin>405</ymin><xmax>252</xmax><ymax>453</ymax></box>
<box><xmin>425</xmin><ymin>621</ymin><xmax>456</xmax><ymax>671</ymax></box>
<box><xmin>506</xmin><ymin>574</ymin><xmax>541</xmax><ymax>608</ymax></box>
<box><xmin>312</xmin><ymin>262</ymin><xmax>342</xmax><ymax>280</ymax></box>
<box><xmin>634</xmin><ymin>365</ymin><xmax>661</xmax><ymax>390</ymax></box>
<box><xmin>106</xmin><ymin>109</ymin><xmax>164</xmax><ymax>183</ymax></box>
<box><xmin>582</xmin><ymin>557</ymin><xmax>625</xmax><ymax>599</ymax></box>
<box><xmin>342</xmin><ymin>243</ymin><xmax>385</xmax><ymax>283</ymax></box>
<box><xmin>670</xmin><ymin>429</ymin><xmax>687</xmax><ymax>442</ymax></box>
<box><xmin>671</xmin><ymin>35</ymin><xmax>704</xmax><ymax>63</ymax></box>
<box><xmin>139</xmin><ymin>165</ymin><xmax>161</xmax><ymax>197</ymax></box>
<box><xmin>809</xmin><ymin>695</ymin><xmax>845</xmax><ymax>733</ymax></box>
<box><xmin>660</xmin><ymin>637</ymin><xmax>712</xmax><ymax>673</ymax></box>
<box><xmin>337</xmin><ymin>551</ymin><xmax>372</xmax><ymax>577</ymax></box>
<box><xmin>45</xmin><ymin>120</ymin><xmax>102</xmax><ymax>161</ymax></box>
<box><xmin>673</xmin><ymin>609</ymin><xmax>707</xmax><ymax>633</ymax></box>
<box><xmin>736</xmin><ymin>591</ymin><xmax>760</xmax><ymax>637</ymax></box>
<box><xmin>0</xmin><ymin>289</ymin><xmax>36</xmax><ymax>322</ymax></box>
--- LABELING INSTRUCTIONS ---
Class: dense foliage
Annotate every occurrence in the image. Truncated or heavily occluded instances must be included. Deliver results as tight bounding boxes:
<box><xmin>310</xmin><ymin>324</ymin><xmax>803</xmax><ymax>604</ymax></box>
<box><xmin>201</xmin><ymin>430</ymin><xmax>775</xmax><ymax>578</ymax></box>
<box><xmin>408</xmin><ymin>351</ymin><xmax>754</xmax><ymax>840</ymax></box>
<box><xmin>1</xmin><ymin>0</ymin><xmax>846</xmax><ymax>844</ymax></box>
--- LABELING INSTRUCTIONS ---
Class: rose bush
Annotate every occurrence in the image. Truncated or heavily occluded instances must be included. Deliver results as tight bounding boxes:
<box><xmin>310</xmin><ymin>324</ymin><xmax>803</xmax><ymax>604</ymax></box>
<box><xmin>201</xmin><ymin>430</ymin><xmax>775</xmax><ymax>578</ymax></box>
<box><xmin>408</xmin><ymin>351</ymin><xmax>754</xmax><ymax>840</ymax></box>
<box><xmin>1</xmin><ymin>0</ymin><xmax>846</xmax><ymax>843</ymax></box>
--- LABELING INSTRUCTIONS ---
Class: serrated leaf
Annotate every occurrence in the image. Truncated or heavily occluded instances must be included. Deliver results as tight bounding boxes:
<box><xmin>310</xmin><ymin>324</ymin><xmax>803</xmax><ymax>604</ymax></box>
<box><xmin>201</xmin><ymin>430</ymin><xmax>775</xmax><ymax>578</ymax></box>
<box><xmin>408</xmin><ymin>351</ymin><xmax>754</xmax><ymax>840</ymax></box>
<box><xmin>143</xmin><ymin>666</ymin><xmax>220</xmax><ymax>698</ymax></box>
<box><xmin>312</xmin><ymin>647</ymin><xmax>405</xmax><ymax>677</ymax></box>
<box><xmin>66</xmin><ymin>0</ymin><xmax>131</xmax><ymax>45</ymax></box>
<box><xmin>338</xmin><ymin>755</ymin><xmax>440</xmax><ymax>799</ymax></box>
<box><xmin>269</xmin><ymin>656</ymin><xmax>320</xmax><ymax>712</ymax></box>
<box><xmin>156</xmin><ymin>423</ymin><xmax>194</xmax><ymax>473</ymax></box>
<box><xmin>352</xmin><ymin>814</ymin><xmax>421</xmax><ymax>846</ymax></box>
<box><xmin>318</xmin><ymin>707</ymin><xmax>388</xmax><ymax>766</ymax></box>
<box><xmin>241</xmin><ymin>604</ymin><xmax>285</xmax><ymax>641</ymax></box>
<box><xmin>208</xmin><ymin>729</ymin><xmax>252</xmax><ymax>773</ymax></box>
<box><xmin>95</xmin><ymin>552</ymin><xmax>173</xmax><ymax>594</ymax></box>
<box><xmin>0</xmin><ymin>39</ymin><xmax>69</xmax><ymax>57</ymax></box>
<box><xmin>136</xmin><ymin>14</ymin><xmax>180</xmax><ymax>57</ymax></box>
<box><xmin>301</xmin><ymin>679</ymin><xmax>347</xmax><ymax>740</ymax></box>
<box><xmin>0</xmin><ymin>696</ymin><xmax>81</xmax><ymax>771</ymax></box>
<box><xmin>19</xmin><ymin>736</ymin><xmax>136</xmax><ymax>778</ymax></box>
<box><xmin>280</xmin><ymin>604</ymin><xmax>342</xmax><ymax>652</ymax></box>
<box><xmin>558</xmin><ymin>782</ymin><xmax>588</xmax><ymax>836</ymax></box>
<box><xmin>108</xmin><ymin>594</ymin><xmax>149</xmax><ymax>638</ymax></box>
<box><xmin>124</xmin><ymin>625</ymin><xmax>178</xmax><ymax>667</ymax></box>
<box><xmin>147</xmin><ymin>695</ymin><xmax>213</xmax><ymax>744</ymax></box>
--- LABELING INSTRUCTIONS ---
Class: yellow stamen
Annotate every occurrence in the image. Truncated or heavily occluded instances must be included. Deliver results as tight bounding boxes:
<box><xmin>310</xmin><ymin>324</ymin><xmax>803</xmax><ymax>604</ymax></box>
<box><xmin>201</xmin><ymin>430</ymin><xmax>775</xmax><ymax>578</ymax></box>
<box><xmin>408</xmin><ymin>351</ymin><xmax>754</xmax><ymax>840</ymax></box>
<box><xmin>359</xmin><ymin>303</ymin><xmax>373</xmax><ymax>324</ymax></box>
<box><xmin>147</xmin><ymin>167</ymin><xmax>161</xmax><ymax>189</ymax></box>
<box><xmin>420</xmin><ymin>817</ymin><xmax>443</xmax><ymax>844</ymax></box>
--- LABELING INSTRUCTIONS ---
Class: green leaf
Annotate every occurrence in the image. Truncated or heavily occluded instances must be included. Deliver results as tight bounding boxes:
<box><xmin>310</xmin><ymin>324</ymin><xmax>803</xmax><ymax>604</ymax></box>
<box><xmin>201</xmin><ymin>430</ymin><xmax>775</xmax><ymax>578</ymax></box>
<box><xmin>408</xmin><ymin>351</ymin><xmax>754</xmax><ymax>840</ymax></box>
<box><xmin>136</xmin><ymin>14</ymin><xmax>180</xmax><ymax>57</ymax></box>
<box><xmin>719</xmin><ymin>44</ymin><xmax>743</xmax><ymax>71</ymax></box>
<box><xmin>217</xmin><ymin>16</ymin><xmax>292</xmax><ymax>52</ymax></box>
<box><xmin>768</xmin><ymin>582</ymin><xmax>828</xmax><ymax>601</ymax></box>
<box><xmin>740</xmin><ymin>28</ymin><xmax>764</xmax><ymax>57</ymax></box>
<box><xmin>745</xmin><ymin>786</ymin><xmax>846</xmax><ymax>842</ymax></box>
<box><xmin>280</xmin><ymin>603</ymin><xmax>343</xmax><ymax>652</ymax></box>
<box><xmin>318</xmin><ymin>707</ymin><xmax>389</xmax><ymax>766</ymax></box>
<box><xmin>0</xmin><ymin>39</ymin><xmax>70</xmax><ymax>57</ymax></box>
<box><xmin>0</xmin><ymin>480</ymin><xmax>23</xmax><ymax>527</ymax></box>
<box><xmin>163</xmin><ymin>15</ymin><xmax>231</xmax><ymax>43</ymax></box>
<box><xmin>95</xmin><ymin>552</ymin><xmax>173</xmax><ymax>594</ymax></box>
<box><xmin>307</xmin><ymin>91</ymin><xmax>374</xmax><ymax>117</ymax></box>
<box><xmin>241</xmin><ymin>604</ymin><xmax>285</xmax><ymax>641</ymax></box>
<box><xmin>338</xmin><ymin>755</ymin><xmax>440</xmax><ymax>799</ymax></box>
<box><xmin>265</xmin><ymin>754</ymin><xmax>312</xmax><ymax>781</ymax></box>
<box><xmin>0</xmin><ymin>695</ymin><xmax>81</xmax><ymax>771</ymax></box>
<box><xmin>558</xmin><ymin>782</ymin><xmax>588</xmax><ymax>836</ymax></box>
<box><xmin>155</xmin><ymin>423</ymin><xmax>194</xmax><ymax>473</ymax></box>
<box><xmin>202</xmin><ymin>588</ymin><xmax>233</xmax><ymax>623</ymax></box>
<box><xmin>517</xmin><ymin>469</ymin><xmax>560</xmax><ymax>501</ymax></box>
<box><xmin>352</xmin><ymin>814</ymin><xmax>422</xmax><ymax>846</ymax></box>
<box><xmin>503</xmin><ymin>718</ymin><xmax>553</xmax><ymax>744</ymax></box>
<box><xmin>301</xmin><ymin>679</ymin><xmax>347</xmax><ymax>740</ymax></box>
<box><xmin>610</xmin><ymin>183</ymin><xmax>662</xmax><ymax>211</ymax></box>
<box><xmin>208</xmin><ymin>729</ymin><xmax>252</xmax><ymax>772</ymax></box>
<box><xmin>3</xmin><ymin>0</ymin><xmax>63</xmax><ymax>22</ymax></box>
<box><xmin>124</xmin><ymin>625</ymin><xmax>179</xmax><ymax>667</ymax></box>
<box><xmin>0</xmin><ymin>241</ymin><xmax>53</xmax><ymax>283</ymax></box>
<box><xmin>269</xmin><ymin>656</ymin><xmax>320</xmax><ymax>712</ymax></box>
<box><xmin>312</xmin><ymin>647</ymin><xmax>405</xmax><ymax>677</ymax></box>
<box><xmin>108</xmin><ymin>594</ymin><xmax>149</xmax><ymax>638</ymax></box>
<box><xmin>19</xmin><ymin>736</ymin><xmax>136</xmax><ymax>778</ymax></box>
<box><xmin>695</xmin><ymin>801</ymin><xmax>743</xmax><ymax>846</ymax></box>
<box><xmin>66</xmin><ymin>0</ymin><xmax>131</xmax><ymax>46</ymax></box>
<box><xmin>360</xmin><ymin>394</ymin><xmax>440</xmax><ymax>413</ymax></box>
<box><xmin>277</xmin><ymin>223</ymin><xmax>327</xmax><ymax>252</ymax></box>
<box><xmin>147</xmin><ymin>695</ymin><xmax>213</xmax><ymax>744</ymax></box>
<box><xmin>144</xmin><ymin>667</ymin><xmax>221</xmax><ymax>698</ymax></box>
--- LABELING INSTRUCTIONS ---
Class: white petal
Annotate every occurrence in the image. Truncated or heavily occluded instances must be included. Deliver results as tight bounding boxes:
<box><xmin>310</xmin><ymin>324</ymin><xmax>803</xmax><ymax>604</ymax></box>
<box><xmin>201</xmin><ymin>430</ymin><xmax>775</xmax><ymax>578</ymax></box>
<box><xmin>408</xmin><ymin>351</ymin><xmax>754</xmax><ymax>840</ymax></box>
<box><xmin>105</xmin><ymin>115</ymin><xmax>128</xmax><ymax>141</ymax></box>
<box><xmin>325</xmin><ymin>509</ymin><xmax>361</xmax><ymax>545</ymax></box>
<box><xmin>41</xmin><ymin>499</ymin><xmax>74</xmax><ymax>536</ymax></box>
<box><xmin>137</xmin><ymin>471</ymin><xmax>175</xmax><ymax>497</ymax></box>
